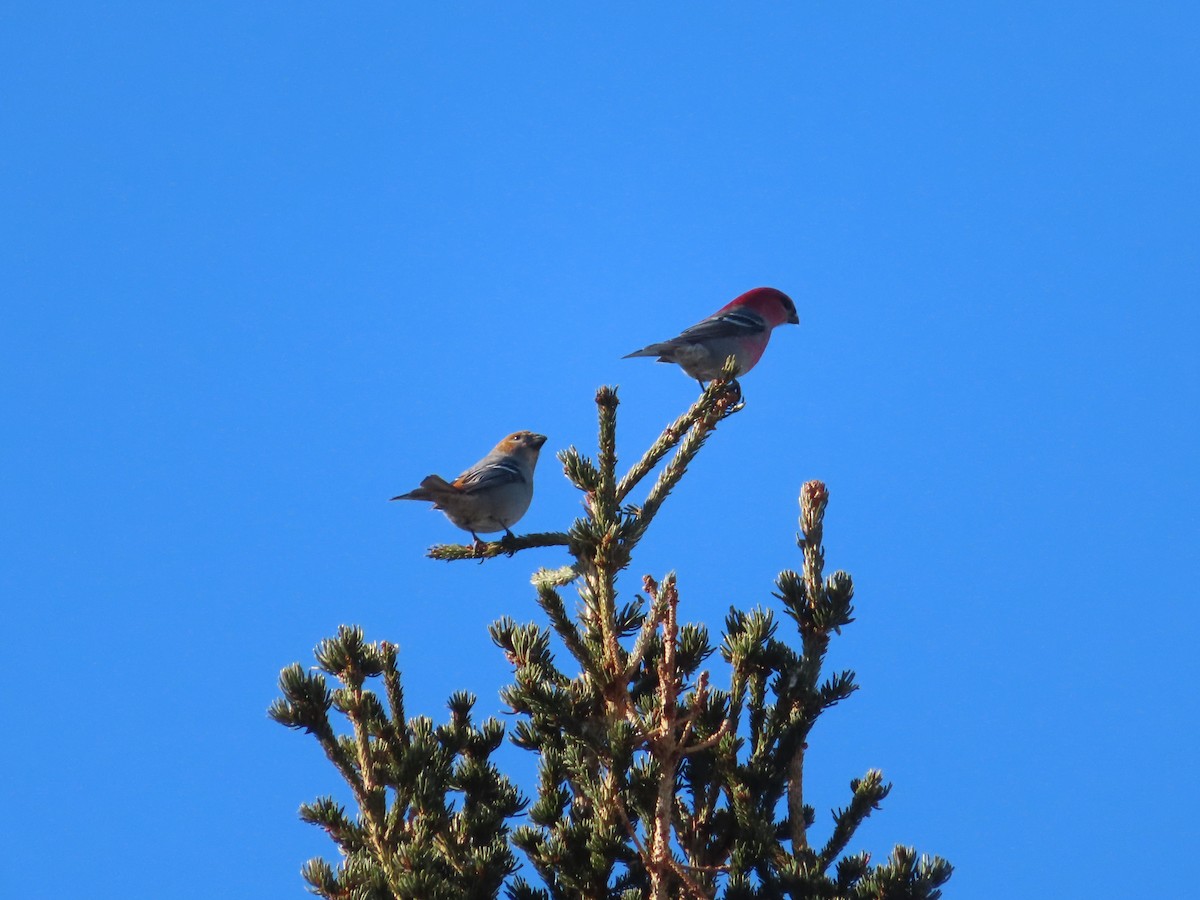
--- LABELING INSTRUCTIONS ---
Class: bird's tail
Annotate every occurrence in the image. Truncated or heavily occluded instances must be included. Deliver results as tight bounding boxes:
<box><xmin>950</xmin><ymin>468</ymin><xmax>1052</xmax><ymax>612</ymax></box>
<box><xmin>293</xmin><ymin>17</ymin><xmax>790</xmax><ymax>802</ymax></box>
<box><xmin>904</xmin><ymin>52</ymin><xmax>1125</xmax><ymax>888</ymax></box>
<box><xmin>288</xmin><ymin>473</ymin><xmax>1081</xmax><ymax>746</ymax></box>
<box><xmin>623</xmin><ymin>343</ymin><xmax>674</xmax><ymax>361</ymax></box>
<box><xmin>390</xmin><ymin>474</ymin><xmax>459</xmax><ymax>502</ymax></box>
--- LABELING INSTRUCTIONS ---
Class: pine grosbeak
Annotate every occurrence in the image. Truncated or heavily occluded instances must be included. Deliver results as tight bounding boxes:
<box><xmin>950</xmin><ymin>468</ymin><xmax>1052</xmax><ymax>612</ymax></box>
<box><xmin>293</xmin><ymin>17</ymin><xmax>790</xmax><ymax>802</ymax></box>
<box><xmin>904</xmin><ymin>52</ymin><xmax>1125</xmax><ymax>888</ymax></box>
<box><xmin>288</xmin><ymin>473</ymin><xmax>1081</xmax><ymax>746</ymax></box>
<box><xmin>391</xmin><ymin>431</ymin><xmax>547</xmax><ymax>544</ymax></box>
<box><xmin>623</xmin><ymin>287</ymin><xmax>798</xmax><ymax>384</ymax></box>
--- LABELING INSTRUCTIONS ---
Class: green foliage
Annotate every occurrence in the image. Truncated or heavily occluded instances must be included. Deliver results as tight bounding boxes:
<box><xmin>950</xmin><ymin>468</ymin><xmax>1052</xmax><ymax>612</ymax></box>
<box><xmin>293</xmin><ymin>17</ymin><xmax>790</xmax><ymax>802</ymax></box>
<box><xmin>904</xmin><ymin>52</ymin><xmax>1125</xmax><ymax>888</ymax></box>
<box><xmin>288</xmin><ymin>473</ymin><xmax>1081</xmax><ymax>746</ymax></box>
<box><xmin>269</xmin><ymin>626</ymin><xmax>526</xmax><ymax>898</ymax></box>
<box><xmin>273</xmin><ymin>369</ymin><xmax>952</xmax><ymax>899</ymax></box>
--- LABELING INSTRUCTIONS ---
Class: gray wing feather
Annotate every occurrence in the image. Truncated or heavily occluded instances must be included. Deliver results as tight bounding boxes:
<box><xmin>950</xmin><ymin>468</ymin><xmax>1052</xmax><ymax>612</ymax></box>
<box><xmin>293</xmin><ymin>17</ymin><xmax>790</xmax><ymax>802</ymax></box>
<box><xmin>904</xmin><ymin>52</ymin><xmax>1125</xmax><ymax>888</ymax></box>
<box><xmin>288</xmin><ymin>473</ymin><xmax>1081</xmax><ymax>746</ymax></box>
<box><xmin>456</xmin><ymin>459</ymin><xmax>526</xmax><ymax>493</ymax></box>
<box><xmin>674</xmin><ymin>310</ymin><xmax>766</xmax><ymax>342</ymax></box>
<box><xmin>624</xmin><ymin>310</ymin><xmax>767</xmax><ymax>360</ymax></box>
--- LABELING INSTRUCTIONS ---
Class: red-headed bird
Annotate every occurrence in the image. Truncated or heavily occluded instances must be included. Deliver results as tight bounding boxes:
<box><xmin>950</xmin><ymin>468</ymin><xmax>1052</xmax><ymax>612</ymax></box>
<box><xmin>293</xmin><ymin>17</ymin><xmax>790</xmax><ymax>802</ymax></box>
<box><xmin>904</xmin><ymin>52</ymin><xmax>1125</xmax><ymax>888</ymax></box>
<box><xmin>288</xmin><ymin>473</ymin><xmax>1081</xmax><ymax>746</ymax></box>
<box><xmin>623</xmin><ymin>287</ymin><xmax>799</xmax><ymax>385</ymax></box>
<box><xmin>391</xmin><ymin>431</ymin><xmax>547</xmax><ymax>544</ymax></box>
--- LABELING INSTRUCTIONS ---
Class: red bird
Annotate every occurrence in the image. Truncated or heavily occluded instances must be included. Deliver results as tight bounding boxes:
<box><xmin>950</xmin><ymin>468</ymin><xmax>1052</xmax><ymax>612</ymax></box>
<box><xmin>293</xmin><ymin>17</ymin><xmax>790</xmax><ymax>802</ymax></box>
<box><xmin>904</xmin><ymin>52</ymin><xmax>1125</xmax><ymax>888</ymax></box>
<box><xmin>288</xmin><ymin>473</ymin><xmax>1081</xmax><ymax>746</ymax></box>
<box><xmin>623</xmin><ymin>287</ymin><xmax>799</xmax><ymax>385</ymax></box>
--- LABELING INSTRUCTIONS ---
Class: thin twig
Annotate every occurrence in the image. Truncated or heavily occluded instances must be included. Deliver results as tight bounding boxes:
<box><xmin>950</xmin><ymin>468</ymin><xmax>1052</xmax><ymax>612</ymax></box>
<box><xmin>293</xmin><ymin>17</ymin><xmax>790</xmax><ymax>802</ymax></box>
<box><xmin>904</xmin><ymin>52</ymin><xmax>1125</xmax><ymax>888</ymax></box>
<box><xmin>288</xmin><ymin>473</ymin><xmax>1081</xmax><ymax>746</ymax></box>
<box><xmin>426</xmin><ymin>531</ymin><xmax>570</xmax><ymax>561</ymax></box>
<box><xmin>615</xmin><ymin>370</ymin><xmax>742</xmax><ymax>503</ymax></box>
<box><xmin>628</xmin><ymin>383</ymin><xmax>740</xmax><ymax>545</ymax></box>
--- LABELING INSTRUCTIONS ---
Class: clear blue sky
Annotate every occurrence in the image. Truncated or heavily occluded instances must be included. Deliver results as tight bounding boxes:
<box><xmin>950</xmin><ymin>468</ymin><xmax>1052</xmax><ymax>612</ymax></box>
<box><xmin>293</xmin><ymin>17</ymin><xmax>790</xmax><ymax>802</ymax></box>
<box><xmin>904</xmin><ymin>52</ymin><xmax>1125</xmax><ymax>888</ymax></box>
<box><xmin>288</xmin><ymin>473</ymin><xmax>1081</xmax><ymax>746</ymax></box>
<box><xmin>3</xmin><ymin>4</ymin><xmax>1197</xmax><ymax>897</ymax></box>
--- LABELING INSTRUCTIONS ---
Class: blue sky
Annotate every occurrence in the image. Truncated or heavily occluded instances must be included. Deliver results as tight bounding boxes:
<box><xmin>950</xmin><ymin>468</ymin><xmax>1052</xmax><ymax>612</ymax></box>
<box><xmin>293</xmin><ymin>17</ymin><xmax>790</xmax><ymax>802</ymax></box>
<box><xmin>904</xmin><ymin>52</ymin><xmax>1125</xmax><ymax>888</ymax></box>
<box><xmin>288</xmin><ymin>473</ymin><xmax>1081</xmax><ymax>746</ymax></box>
<box><xmin>2</xmin><ymin>4</ymin><xmax>1197</xmax><ymax>897</ymax></box>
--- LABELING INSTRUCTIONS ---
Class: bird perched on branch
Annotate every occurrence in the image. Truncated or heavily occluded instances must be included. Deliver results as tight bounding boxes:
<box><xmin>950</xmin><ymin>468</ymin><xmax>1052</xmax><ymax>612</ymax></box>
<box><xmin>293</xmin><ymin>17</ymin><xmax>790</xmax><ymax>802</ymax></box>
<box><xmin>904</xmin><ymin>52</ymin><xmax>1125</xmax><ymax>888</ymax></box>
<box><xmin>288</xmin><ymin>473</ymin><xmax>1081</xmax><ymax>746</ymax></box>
<box><xmin>391</xmin><ymin>431</ymin><xmax>547</xmax><ymax>546</ymax></box>
<box><xmin>623</xmin><ymin>287</ymin><xmax>799</xmax><ymax>385</ymax></box>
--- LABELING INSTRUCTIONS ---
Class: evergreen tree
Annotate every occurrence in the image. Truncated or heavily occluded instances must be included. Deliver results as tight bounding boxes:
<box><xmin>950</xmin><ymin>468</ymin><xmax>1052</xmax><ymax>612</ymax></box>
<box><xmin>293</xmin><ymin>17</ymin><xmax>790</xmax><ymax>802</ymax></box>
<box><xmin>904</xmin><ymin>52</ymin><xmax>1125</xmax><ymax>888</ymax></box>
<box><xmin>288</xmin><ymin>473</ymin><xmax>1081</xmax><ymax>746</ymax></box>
<box><xmin>271</xmin><ymin>369</ymin><xmax>952</xmax><ymax>898</ymax></box>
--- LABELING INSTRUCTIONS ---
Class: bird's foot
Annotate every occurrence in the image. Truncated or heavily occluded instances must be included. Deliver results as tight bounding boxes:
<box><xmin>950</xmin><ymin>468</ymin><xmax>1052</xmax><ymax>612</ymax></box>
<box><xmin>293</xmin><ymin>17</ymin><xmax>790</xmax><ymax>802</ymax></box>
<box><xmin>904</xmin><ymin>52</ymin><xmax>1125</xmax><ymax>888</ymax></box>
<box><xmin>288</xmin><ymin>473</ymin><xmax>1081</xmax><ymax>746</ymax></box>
<box><xmin>500</xmin><ymin>529</ymin><xmax>518</xmax><ymax>557</ymax></box>
<box><xmin>470</xmin><ymin>534</ymin><xmax>487</xmax><ymax>562</ymax></box>
<box><xmin>718</xmin><ymin>377</ymin><xmax>744</xmax><ymax>410</ymax></box>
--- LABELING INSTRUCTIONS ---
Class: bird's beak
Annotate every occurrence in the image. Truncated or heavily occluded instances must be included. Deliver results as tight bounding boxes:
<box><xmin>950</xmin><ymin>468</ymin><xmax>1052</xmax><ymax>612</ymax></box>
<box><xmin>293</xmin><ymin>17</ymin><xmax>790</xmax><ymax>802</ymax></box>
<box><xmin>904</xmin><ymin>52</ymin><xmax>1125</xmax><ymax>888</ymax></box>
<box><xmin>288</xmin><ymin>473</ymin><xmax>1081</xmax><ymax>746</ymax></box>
<box><xmin>788</xmin><ymin>310</ymin><xmax>800</xmax><ymax>325</ymax></box>
<box><xmin>532</xmin><ymin>434</ymin><xmax>548</xmax><ymax>448</ymax></box>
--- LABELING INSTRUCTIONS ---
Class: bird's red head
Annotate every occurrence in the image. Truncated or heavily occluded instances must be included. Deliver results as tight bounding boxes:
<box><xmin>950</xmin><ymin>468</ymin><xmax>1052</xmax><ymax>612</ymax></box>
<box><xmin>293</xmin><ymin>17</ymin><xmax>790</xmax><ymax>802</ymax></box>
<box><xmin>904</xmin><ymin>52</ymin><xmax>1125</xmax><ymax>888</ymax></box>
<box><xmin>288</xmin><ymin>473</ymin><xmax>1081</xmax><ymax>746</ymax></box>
<box><xmin>719</xmin><ymin>287</ymin><xmax>799</xmax><ymax>328</ymax></box>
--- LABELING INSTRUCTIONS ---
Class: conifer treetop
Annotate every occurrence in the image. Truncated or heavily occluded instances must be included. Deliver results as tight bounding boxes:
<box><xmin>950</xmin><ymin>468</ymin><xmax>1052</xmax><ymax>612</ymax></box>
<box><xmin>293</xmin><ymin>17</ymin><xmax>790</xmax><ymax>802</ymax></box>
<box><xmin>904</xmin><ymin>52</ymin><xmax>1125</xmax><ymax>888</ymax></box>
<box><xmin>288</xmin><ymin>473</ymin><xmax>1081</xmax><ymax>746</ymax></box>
<box><xmin>273</xmin><ymin>364</ymin><xmax>952</xmax><ymax>899</ymax></box>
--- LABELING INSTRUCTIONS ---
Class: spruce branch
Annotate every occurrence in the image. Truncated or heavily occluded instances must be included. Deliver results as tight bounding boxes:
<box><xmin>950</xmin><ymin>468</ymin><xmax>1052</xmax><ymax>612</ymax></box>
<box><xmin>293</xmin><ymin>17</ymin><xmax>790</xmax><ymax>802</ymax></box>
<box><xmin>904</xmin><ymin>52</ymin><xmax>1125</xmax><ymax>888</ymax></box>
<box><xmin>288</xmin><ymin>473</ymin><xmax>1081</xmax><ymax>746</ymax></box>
<box><xmin>648</xmin><ymin>574</ymin><xmax>683</xmax><ymax>900</ymax></box>
<box><xmin>427</xmin><ymin>531</ymin><xmax>571</xmax><ymax>562</ymax></box>
<box><xmin>624</xmin><ymin>578</ymin><xmax>666</xmax><ymax>682</ymax></box>
<box><xmin>788</xmin><ymin>741</ymin><xmax>811</xmax><ymax>856</ymax></box>
<box><xmin>271</xmin><ymin>626</ymin><xmax>524</xmax><ymax>899</ymax></box>
<box><xmin>560</xmin><ymin>445</ymin><xmax>601</xmax><ymax>493</ymax></box>
<box><xmin>595</xmin><ymin>386</ymin><xmax>620</xmax><ymax>525</ymax></box>
<box><xmin>799</xmin><ymin>480</ymin><xmax>829</xmax><ymax>618</ymax></box>
<box><xmin>852</xmin><ymin>845</ymin><xmax>954</xmax><ymax>900</ymax></box>
<box><xmin>531</xmin><ymin>578</ymin><xmax>601</xmax><ymax>685</ymax></box>
<box><xmin>818</xmin><ymin>769</ymin><xmax>892</xmax><ymax>871</ymax></box>
<box><xmin>786</xmin><ymin>480</ymin><xmax>832</xmax><ymax>857</ymax></box>
<box><xmin>615</xmin><ymin>358</ymin><xmax>743</xmax><ymax>503</ymax></box>
<box><xmin>624</xmin><ymin>407</ymin><xmax>727</xmax><ymax>548</ymax></box>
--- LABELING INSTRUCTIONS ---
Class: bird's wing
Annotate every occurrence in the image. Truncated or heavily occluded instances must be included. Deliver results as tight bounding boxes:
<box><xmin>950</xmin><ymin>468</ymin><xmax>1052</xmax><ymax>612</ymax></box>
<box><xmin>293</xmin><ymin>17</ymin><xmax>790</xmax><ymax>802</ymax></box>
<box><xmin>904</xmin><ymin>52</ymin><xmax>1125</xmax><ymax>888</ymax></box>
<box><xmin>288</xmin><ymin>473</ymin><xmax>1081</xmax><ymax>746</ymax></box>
<box><xmin>453</xmin><ymin>458</ymin><xmax>527</xmax><ymax>493</ymax></box>
<box><xmin>673</xmin><ymin>309</ymin><xmax>767</xmax><ymax>343</ymax></box>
